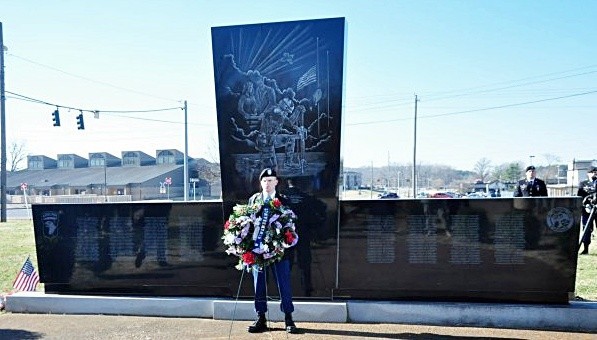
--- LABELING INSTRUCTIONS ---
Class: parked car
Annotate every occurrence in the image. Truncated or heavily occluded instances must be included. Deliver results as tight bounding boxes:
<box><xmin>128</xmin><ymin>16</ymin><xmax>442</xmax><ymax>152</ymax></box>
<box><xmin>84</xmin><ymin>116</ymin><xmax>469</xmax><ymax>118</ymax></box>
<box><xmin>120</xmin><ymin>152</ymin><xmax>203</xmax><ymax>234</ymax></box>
<box><xmin>431</xmin><ymin>192</ymin><xmax>452</xmax><ymax>198</ymax></box>
<box><xmin>378</xmin><ymin>192</ymin><xmax>399</xmax><ymax>199</ymax></box>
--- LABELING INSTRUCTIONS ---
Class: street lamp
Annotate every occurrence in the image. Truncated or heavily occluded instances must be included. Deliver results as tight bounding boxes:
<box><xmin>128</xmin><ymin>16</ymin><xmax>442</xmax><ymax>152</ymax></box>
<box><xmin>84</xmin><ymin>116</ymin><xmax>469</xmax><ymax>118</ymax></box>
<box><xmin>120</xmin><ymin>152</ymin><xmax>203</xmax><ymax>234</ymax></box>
<box><xmin>529</xmin><ymin>155</ymin><xmax>535</xmax><ymax>165</ymax></box>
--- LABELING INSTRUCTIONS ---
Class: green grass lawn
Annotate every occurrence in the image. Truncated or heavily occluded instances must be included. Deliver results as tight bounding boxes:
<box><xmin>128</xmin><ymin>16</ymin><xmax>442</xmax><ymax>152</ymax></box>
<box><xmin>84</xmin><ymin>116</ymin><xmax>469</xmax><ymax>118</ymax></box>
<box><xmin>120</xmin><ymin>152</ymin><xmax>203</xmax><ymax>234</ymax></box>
<box><xmin>1</xmin><ymin>220</ymin><xmax>596</xmax><ymax>300</ymax></box>
<box><xmin>575</xmin><ymin>251</ymin><xmax>597</xmax><ymax>300</ymax></box>
<box><xmin>0</xmin><ymin>221</ymin><xmax>40</xmax><ymax>294</ymax></box>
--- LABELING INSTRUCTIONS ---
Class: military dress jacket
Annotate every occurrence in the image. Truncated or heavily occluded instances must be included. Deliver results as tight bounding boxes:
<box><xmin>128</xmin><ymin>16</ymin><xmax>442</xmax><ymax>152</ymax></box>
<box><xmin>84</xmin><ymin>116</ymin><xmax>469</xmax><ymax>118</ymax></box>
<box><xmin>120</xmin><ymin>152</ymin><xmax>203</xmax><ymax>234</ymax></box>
<box><xmin>513</xmin><ymin>178</ymin><xmax>548</xmax><ymax>197</ymax></box>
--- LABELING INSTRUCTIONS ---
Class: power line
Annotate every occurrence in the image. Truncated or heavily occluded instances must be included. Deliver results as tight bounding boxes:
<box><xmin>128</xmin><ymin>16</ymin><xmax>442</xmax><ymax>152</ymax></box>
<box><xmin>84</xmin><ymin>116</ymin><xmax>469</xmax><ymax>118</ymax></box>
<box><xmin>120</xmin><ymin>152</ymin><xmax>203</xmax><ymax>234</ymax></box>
<box><xmin>5</xmin><ymin>91</ymin><xmax>215</xmax><ymax>127</ymax></box>
<box><xmin>6</xmin><ymin>90</ymin><xmax>183</xmax><ymax>114</ymax></box>
<box><xmin>7</xmin><ymin>53</ymin><xmax>181</xmax><ymax>103</ymax></box>
<box><xmin>423</xmin><ymin>69</ymin><xmax>597</xmax><ymax>103</ymax></box>
<box><xmin>345</xmin><ymin>65</ymin><xmax>597</xmax><ymax>113</ymax></box>
<box><xmin>347</xmin><ymin>89</ymin><xmax>597</xmax><ymax>126</ymax></box>
<box><xmin>423</xmin><ymin>90</ymin><xmax>597</xmax><ymax>119</ymax></box>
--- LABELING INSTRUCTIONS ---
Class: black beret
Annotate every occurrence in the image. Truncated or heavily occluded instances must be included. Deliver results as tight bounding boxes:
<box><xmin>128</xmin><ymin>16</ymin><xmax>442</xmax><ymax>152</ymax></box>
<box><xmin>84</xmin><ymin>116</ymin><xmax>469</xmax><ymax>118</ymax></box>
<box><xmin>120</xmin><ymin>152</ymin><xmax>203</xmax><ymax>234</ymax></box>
<box><xmin>588</xmin><ymin>167</ymin><xmax>597</xmax><ymax>173</ymax></box>
<box><xmin>259</xmin><ymin>168</ymin><xmax>277</xmax><ymax>180</ymax></box>
<box><xmin>525</xmin><ymin>166</ymin><xmax>536</xmax><ymax>172</ymax></box>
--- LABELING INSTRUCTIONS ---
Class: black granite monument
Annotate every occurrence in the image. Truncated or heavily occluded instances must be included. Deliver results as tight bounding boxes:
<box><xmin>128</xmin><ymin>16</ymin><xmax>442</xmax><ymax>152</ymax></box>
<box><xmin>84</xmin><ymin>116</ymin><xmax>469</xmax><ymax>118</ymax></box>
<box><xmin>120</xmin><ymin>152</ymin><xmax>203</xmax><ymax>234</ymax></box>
<box><xmin>31</xmin><ymin>17</ymin><xmax>581</xmax><ymax>304</ymax></box>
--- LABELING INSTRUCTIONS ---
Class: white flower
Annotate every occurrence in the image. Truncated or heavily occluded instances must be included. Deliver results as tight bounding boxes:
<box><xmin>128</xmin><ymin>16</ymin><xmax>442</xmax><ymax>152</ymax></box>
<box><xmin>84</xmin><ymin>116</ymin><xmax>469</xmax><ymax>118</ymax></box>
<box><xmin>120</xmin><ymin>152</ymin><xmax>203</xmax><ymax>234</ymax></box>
<box><xmin>223</xmin><ymin>233</ymin><xmax>236</xmax><ymax>245</ymax></box>
<box><xmin>224</xmin><ymin>202</ymin><xmax>297</xmax><ymax>271</ymax></box>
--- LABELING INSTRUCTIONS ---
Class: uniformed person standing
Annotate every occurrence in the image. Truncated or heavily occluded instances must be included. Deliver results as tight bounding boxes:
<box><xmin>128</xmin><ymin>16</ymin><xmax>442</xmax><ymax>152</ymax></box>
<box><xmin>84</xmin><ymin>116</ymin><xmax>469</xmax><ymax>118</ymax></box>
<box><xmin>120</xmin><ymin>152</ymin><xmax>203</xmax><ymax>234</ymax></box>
<box><xmin>578</xmin><ymin>167</ymin><xmax>597</xmax><ymax>254</ymax></box>
<box><xmin>513</xmin><ymin>165</ymin><xmax>548</xmax><ymax>197</ymax></box>
<box><xmin>246</xmin><ymin>168</ymin><xmax>298</xmax><ymax>334</ymax></box>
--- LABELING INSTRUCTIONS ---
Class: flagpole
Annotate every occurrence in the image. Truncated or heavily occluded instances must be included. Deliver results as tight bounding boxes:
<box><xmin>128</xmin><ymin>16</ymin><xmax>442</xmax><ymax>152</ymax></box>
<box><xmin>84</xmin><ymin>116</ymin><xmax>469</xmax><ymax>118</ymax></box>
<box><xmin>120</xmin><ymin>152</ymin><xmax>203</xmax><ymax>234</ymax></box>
<box><xmin>326</xmin><ymin>50</ymin><xmax>330</xmax><ymax>131</ymax></box>
<box><xmin>316</xmin><ymin>37</ymin><xmax>320</xmax><ymax>137</ymax></box>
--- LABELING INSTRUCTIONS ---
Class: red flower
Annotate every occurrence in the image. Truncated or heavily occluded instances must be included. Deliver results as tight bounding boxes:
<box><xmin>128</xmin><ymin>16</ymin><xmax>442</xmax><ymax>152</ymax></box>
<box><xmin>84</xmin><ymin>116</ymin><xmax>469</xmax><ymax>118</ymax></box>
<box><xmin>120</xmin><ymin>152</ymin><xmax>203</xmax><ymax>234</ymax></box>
<box><xmin>284</xmin><ymin>230</ymin><xmax>295</xmax><ymax>244</ymax></box>
<box><xmin>242</xmin><ymin>252</ymin><xmax>256</xmax><ymax>265</ymax></box>
<box><xmin>272</xmin><ymin>198</ymin><xmax>282</xmax><ymax>208</ymax></box>
<box><xmin>224</xmin><ymin>220</ymin><xmax>230</xmax><ymax>230</ymax></box>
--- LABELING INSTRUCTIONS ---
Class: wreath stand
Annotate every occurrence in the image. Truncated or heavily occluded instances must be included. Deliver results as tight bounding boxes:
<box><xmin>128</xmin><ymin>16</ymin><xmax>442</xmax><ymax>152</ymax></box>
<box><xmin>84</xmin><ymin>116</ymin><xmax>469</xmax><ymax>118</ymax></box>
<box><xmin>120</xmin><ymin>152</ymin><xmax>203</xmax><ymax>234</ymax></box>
<box><xmin>227</xmin><ymin>264</ymin><xmax>284</xmax><ymax>339</ymax></box>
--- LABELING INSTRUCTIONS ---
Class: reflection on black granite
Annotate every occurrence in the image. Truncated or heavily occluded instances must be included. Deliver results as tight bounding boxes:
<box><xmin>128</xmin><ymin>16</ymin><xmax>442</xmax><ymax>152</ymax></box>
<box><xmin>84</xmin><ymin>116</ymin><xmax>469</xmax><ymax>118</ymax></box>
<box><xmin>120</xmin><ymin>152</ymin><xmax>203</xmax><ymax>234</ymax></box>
<box><xmin>33</xmin><ymin>197</ymin><xmax>580</xmax><ymax>303</ymax></box>
<box><xmin>33</xmin><ymin>201</ymin><xmax>338</xmax><ymax>298</ymax></box>
<box><xmin>336</xmin><ymin>197</ymin><xmax>581</xmax><ymax>304</ymax></box>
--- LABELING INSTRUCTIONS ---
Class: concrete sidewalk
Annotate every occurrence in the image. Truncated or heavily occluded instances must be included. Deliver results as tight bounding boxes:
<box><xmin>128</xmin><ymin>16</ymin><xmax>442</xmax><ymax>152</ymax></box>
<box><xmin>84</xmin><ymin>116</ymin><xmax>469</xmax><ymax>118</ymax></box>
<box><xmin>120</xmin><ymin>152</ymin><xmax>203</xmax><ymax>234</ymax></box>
<box><xmin>5</xmin><ymin>293</ymin><xmax>597</xmax><ymax>333</ymax></box>
<box><xmin>0</xmin><ymin>313</ymin><xmax>595</xmax><ymax>340</ymax></box>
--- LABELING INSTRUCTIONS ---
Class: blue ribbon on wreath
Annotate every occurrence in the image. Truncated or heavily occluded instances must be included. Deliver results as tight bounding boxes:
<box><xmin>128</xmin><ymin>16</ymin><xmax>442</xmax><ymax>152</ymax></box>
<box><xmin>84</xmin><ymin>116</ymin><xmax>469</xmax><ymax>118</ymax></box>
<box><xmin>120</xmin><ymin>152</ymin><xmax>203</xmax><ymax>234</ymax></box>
<box><xmin>253</xmin><ymin>198</ymin><xmax>271</xmax><ymax>251</ymax></box>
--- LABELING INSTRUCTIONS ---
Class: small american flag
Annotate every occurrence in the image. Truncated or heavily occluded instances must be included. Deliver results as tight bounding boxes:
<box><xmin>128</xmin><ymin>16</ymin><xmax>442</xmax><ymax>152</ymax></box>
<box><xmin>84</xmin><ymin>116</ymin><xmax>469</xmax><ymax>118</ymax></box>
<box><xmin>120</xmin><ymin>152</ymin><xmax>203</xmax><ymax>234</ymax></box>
<box><xmin>296</xmin><ymin>65</ymin><xmax>317</xmax><ymax>91</ymax></box>
<box><xmin>12</xmin><ymin>257</ymin><xmax>40</xmax><ymax>292</ymax></box>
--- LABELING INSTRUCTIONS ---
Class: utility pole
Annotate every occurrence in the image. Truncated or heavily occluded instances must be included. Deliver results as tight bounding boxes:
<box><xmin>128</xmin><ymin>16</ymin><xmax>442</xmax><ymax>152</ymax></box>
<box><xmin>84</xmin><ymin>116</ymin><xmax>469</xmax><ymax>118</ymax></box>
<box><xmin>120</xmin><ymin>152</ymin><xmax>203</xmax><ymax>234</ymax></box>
<box><xmin>370</xmin><ymin>161</ymin><xmax>373</xmax><ymax>199</ymax></box>
<box><xmin>183</xmin><ymin>100</ymin><xmax>189</xmax><ymax>202</ymax></box>
<box><xmin>103</xmin><ymin>160</ymin><xmax>107</xmax><ymax>202</ymax></box>
<box><xmin>387</xmin><ymin>150</ymin><xmax>390</xmax><ymax>190</ymax></box>
<box><xmin>412</xmin><ymin>94</ymin><xmax>419</xmax><ymax>198</ymax></box>
<box><xmin>1</xmin><ymin>23</ymin><xmax>7</xmax><ymax>222</ymax></box>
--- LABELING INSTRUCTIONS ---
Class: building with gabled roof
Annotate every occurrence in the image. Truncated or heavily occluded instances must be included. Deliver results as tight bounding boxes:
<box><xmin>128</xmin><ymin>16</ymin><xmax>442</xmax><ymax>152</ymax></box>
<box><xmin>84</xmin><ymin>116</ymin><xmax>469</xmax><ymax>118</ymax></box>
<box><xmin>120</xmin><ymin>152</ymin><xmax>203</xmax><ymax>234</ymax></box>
<box><xmin>8</xmin><ymin>149</ymin><xmax>219</xmax><ymax>202</ymax></box>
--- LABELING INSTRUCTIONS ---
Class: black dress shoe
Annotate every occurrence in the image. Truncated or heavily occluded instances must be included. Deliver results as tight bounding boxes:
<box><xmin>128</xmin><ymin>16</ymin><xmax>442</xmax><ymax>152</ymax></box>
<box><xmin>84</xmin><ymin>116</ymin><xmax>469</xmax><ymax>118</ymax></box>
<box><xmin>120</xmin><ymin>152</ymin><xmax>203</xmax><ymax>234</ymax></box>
<box><xmin>580</xmin><ymin>249</ymin><xmax>589</xmax><ymax>255</ymax></box>
<box><xmin>285</xmin><ymin>320</ymin><xmax>299</xmax><ymax>334</ymax></box>
<box><xmin>247</xmin><ymin>317</ymin><xmax>268</xmax><ymax>333</ymax></box>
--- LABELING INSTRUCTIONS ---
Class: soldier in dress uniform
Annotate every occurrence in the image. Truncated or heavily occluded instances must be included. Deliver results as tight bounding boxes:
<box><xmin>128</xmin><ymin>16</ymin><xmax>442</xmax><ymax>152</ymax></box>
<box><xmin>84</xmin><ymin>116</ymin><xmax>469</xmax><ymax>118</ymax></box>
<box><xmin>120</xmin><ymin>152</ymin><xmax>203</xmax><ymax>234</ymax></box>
<box><xmin>246</xmin><ymin>168</ymin><xmax>299</xmax><ymax>334</ymax></box>
<box><xmin>578</xmin><ymin>167</ymin><xmax>597</xmax><ymax>254</ymax></box>
<box><xmin>513</xmin><ymin>165</ymin><xmax>548</xmax><ymax>197</ymax></box>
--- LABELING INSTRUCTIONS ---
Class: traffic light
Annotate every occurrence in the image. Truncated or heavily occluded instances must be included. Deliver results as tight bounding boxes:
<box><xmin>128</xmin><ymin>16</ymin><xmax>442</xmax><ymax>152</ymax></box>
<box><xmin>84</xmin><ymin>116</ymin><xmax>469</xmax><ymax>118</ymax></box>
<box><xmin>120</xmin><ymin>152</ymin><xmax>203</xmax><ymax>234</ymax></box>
<box><xmin>76</xmin><ymin>113</ymin><xmax>85</xmax><ymax>130</ymax></box>
<box><xmin>52</xmin><ymin>109</ymin><xmax>61</xmax><ymax>127</ymax></box>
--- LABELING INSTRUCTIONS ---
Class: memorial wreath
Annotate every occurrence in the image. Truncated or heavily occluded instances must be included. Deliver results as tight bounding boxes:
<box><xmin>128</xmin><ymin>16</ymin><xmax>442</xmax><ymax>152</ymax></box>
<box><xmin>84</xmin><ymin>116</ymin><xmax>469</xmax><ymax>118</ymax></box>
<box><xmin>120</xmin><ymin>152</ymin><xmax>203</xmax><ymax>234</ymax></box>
<box><xmin>222</xmin><ymin>198</ymin><xmax>298</xmax><ymax>271</ymax></box>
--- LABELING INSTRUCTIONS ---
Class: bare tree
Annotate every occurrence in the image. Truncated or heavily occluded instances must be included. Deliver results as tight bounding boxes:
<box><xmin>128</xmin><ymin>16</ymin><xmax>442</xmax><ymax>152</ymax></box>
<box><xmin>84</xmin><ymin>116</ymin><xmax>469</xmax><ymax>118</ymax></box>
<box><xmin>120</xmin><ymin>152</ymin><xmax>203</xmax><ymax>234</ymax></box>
<box><xmin>542</xmin><ymin>153</ymin><xmax>561</xmax><ymax>182</ymax></box>
<box><xmin>473</xmin><ymin>158</ymin><xmax>492</xmax><ymax>183</ymax></box>
<box><xmin>206</xmin><ymin>135</ymin><xmax>220</xmax><ymax>165</ymax></box>
<box><xmin>196</xmin><ymin>160</ymin><xmax>220</xmax><ymax>186</ymax></box>
<box><xmin>194</xmin><ymin>136</ymin><xmax>221</xmax><ymax>198</ymax></box>
<box><xmin>8</xmin><ymin>141</ymin><xmax>27</xmax><ymax>172</ymax></box>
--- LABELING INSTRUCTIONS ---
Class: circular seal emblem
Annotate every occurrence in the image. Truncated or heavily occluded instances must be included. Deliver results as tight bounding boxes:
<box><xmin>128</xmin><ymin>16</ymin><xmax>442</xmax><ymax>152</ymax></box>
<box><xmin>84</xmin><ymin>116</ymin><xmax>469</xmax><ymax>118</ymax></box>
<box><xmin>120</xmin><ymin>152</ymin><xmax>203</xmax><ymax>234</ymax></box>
<box><xmin>546</xmin><ymin>207</ymin><xmax>574</xmax><ymax>232</ymax></box>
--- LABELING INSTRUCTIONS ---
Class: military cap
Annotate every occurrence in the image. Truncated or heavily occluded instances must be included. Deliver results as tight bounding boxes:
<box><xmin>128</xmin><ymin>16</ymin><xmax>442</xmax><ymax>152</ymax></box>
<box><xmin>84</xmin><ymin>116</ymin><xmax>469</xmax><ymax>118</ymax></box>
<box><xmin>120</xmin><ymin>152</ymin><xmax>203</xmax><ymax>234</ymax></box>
<box><xmin>259</xmin><ymin>168</ymin><xmax>277</xmax><ymax>180</ymax></box>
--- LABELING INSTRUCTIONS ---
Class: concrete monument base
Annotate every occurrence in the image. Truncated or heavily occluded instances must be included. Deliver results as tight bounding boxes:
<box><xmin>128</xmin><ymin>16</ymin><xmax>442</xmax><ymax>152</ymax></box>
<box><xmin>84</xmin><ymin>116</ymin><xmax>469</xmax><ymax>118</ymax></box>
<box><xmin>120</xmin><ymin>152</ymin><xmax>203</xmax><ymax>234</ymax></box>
<box><xmin>5</xmin><ymin>292</ymin><xmax>596</xmax><ymax>332</ymax></box>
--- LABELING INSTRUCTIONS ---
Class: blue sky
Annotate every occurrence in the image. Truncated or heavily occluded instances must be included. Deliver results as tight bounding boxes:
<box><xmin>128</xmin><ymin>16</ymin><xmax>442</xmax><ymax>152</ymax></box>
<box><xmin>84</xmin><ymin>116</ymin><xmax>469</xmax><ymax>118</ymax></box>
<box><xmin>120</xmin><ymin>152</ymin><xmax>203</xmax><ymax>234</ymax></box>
<box><xmin>2</xmin><ymin>1</ymin><xmax>596</xmax><ymax>171</ymax></box>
